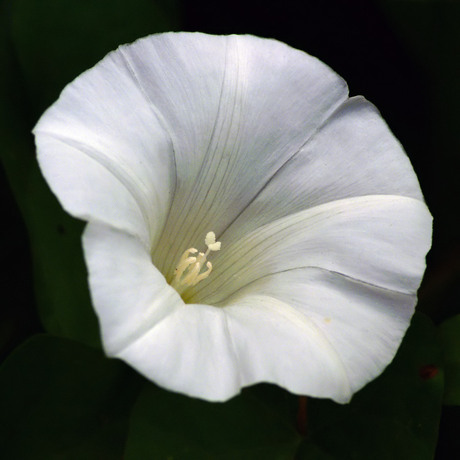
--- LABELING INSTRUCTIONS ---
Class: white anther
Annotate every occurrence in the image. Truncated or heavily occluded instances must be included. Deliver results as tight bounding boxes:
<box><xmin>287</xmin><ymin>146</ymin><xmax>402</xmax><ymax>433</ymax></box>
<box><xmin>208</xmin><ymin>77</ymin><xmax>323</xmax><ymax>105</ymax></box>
<box><xmin>205</xmin><ymin>232</ymin><xmax>216</xmax><ymax>246</ymax></box>
<box><xmin>207</xmin><ymin>241</ymin><xmax>221</xmax><ymax>251</ymax></box>
<box><xmin>205</xmin><ymin>232</ymin><xmax>221</xmax><ymax>252</ymax></box>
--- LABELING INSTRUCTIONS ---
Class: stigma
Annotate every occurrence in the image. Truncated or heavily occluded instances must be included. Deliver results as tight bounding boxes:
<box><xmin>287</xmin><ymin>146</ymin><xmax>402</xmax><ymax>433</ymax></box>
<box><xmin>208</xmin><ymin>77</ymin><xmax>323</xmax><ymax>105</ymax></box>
<box><xmin>170</xmin><ymin>232</ymin><xmax>221</xmax><ymax>295</ymax></box>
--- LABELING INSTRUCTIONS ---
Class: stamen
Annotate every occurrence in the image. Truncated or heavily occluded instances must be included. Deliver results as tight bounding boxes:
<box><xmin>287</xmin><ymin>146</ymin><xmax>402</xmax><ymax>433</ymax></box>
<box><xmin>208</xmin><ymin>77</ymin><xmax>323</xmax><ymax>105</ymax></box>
<box><xmin>192</xmin><ymin>261</ymin><xmax>213</xmax><ymax>285</ymax></box>
<box><xmin>170</xmin><ymin>232</ymin><xmax>221</xmax><ymax>295</ymax></box>
<box><xmin>174</xmin><ymin>256</ymin><xmax>197</xmax><ymax>280</ymax></box>
<box><xmin>178</xmin><ymin>247</ymin><xmax>198</xmax><ymax>265</ymax></box>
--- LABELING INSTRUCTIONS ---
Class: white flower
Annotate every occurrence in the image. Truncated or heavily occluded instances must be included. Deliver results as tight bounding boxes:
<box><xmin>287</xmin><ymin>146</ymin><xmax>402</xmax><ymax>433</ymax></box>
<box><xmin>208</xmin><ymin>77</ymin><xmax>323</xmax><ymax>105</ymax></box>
<box><xmin>33</xmin><ymin>32</ymin><xmax>432</xmax><ymax>403</ymax></box>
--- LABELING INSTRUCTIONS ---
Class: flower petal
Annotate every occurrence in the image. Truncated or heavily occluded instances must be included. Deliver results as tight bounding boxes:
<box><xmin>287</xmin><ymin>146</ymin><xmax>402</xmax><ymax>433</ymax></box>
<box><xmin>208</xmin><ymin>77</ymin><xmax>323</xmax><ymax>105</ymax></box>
<box><xmin>221</xmin><ymin>96</ymin><xmax>425</xmax><ymax>242</ymax></box>
<box><xmin>195</xmin><ymin>195</ymin><xmax>432</xmax><ymax>304</ymax></box>
<box><xmin>223</xmin><ymin>268</ymin><xmax>417</xmax><ymax>401</ymax></box>
<box><xmin>117</xmin><ymin>303</ymin><xmax>241</xmax><ymax>401</ymax></box>
<box><xmin>83</xmin><ymin>222</ymin><xmax>240</xmax><ymax>400</ymax></box>
<box><xmin>224</xmin><ymin>295</ymin><xmax>353</xmax><ymax>402</ymax></box>
<box><xmin>117</xmin><ymin>33</ymin><xmax>348</xmax><ymax>273</ymax></box>
<box><xmin>34</xmin><ymin>49</ymin><xmax>175</xmax><ymax>246</ymax></box>
<box><xmin>83</xmin><ymin>222</ymin><xmax>183</xmax><ymax>355</ymax></box>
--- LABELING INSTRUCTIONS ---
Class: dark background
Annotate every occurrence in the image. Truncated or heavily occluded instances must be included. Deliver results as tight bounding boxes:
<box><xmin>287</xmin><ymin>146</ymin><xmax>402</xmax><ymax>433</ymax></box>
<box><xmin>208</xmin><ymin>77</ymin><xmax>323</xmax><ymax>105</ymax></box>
<box><xmin>1</xmin><ymin>0</ymin><xmax>459</xmax><ymax>457</ymax></box>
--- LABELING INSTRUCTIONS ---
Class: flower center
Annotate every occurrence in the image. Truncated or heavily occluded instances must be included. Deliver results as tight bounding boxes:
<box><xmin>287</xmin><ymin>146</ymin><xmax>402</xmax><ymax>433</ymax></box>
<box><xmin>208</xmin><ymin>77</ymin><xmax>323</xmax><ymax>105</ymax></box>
<box><xmin>170</xmin><ymin>231</ymin><xmax>221</xmax><ymax>297</ymax></box>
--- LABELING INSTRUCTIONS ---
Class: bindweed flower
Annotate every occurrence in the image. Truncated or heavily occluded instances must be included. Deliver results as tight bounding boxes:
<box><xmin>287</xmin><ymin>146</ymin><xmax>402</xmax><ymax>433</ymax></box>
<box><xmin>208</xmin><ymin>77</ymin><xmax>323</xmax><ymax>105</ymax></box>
<box><xmin>33</xmin><ymin>32</ymin><xmax>432</xmax><ymax>403</ymax></box>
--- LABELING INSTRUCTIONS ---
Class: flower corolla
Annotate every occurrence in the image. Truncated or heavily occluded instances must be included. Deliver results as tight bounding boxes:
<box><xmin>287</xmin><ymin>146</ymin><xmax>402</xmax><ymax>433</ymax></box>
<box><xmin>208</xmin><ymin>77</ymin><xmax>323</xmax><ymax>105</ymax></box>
<box><xmin>33</xmin><ymin>32</ymin><xmax>432</xmax><ymax>403</ymax></box>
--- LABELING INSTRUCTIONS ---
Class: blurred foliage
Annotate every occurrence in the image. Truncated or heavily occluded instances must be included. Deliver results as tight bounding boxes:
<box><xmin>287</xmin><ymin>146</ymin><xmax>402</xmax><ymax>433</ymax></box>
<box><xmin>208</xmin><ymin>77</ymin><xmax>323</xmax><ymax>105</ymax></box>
<box><xmin>439</xmin><ymin>315</ymin><xmax>460</xmax><ymax>405</ymax></box>
<box><xmin>0</xmin><ymin>315</ymin><xmax>443</xmax><ymax>459</ymax></box>
<box><xmin>0</xmin><ymin>335</ymin><xmax>142</xmax><ymax>459</ymax></box>
<box><xmin>376</xmin><ymin>0</ymin><xmax>460</xmax><ymax>325</ymax></box>
<box><xmin>8</xmin><ymin>0</ymin><xmax>180</xmax><ymax>116</ymax></box>
<box><xmin>125</xmin><ymin>384</ymin><xmax>301</xmax><ymax>459</ymax></box>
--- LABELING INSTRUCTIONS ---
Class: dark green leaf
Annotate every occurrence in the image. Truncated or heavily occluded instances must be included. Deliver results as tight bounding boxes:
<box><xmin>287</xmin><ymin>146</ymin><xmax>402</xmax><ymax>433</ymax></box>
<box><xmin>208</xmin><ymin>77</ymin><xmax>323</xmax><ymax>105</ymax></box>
<box><xmin>0</xmin><ymin>334</ymin><xmax>142</xmax><ymax>460</ymax></box>
<box><xmin>125</xmin><ymin>383</ymin><xmax>302</xmax><ymax>459</ymax></box>
<box><xmin>438</xmin><ymin>315</ymin><xmax>460</xmax><ymax>405</ymax></box>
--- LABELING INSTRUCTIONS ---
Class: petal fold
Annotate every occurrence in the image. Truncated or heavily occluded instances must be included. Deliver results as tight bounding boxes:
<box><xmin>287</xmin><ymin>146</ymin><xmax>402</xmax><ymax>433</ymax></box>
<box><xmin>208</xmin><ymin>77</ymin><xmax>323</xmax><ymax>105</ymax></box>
<box><xmin>223</xmin><ymin>96</ymin><xmax>425</xmax><ymax>242</ymax></box>
<box><xmin>83</xmin><ymin>223</ymin><xmax>183</xmax><ymax>355</ymax></box>
<box><xmin>83</xmin><ymin>222</ymin><xmax>240</xmax><ymax>401</ymax></box>
<box><xmin>224</xmin><ymin>295</ymin><xmax>353</xmax><ymax>403</ymax></box>
<box><xmin>118</xmin><ymin>303</ymin><xmax>241</xmax><ymax>401</ymax></box>
<box><xmin>195</xmin><ymin>195</ymin><xmax>432</xmax><ymax>304</ymax></box>
<box><xmin>223</xmin><ymin>268</ymin><xmax>417</xmax><ymax>401</ymax></box>
<box><xmin>119</xmin><ymin>33</ymin><xmax>348</xmax><ymax>273</ymax></box>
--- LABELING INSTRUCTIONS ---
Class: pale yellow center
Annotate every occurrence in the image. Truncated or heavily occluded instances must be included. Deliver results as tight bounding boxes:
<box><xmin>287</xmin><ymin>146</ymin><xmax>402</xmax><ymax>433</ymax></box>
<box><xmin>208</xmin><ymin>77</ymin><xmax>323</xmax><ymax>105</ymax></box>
<box><xmin>170</xmin><ymin>231</ymin><xmax>221</xmax><ymax>296</ymax></box>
